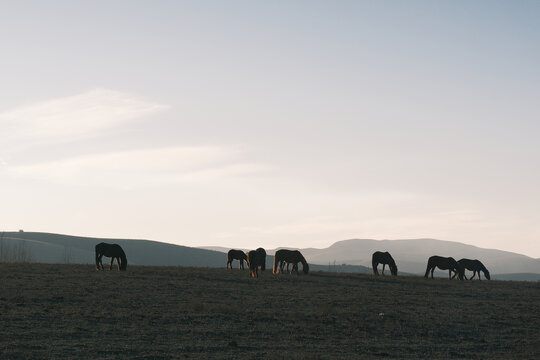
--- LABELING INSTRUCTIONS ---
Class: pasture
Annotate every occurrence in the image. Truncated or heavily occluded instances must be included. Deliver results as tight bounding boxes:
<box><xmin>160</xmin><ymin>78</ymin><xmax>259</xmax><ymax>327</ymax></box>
<box><xmin>0</xmin><ymin>264</ymin><xmax>538</xmax><ymax>359</ymax></box>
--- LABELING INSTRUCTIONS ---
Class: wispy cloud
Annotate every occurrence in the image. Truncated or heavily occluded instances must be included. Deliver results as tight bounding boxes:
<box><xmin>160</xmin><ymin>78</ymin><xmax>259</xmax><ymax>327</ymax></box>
<box><xmin>5</xmin><ymin>146</ymin><xmax>266</xmax><ymax>189</ymax></box>
<box><xmin>1</xmin><ymin>88</ymin><xmax>169</xmax><ymax>142</ymax></box>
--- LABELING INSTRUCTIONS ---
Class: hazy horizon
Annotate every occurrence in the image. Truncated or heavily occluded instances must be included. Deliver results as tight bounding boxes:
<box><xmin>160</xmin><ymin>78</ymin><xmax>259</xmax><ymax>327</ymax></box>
<box><xmin>1</xmin><ymin>1</ymin><xmax>539</xmax><ymax>257</ymax></box>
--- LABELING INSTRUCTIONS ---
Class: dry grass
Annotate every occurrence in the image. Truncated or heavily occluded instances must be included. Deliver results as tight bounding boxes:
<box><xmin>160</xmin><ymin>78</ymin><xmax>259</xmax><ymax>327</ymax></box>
<box><xmin>0</xmin><ymin>264</ymin><xmax>538</xmax><ymax>359</ymax></box>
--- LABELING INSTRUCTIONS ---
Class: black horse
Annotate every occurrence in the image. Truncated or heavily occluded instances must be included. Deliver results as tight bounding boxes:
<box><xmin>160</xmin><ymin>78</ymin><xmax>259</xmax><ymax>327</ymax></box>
<box><xmin>95</xmin><ymin>243</ymin><xmax>127</xmax><ymax>271</ymax></box>
<box><xmin>424</xmin><ymin>255</ymin><xmax>464</xmax><ymax>280</ymax></box>
<box><xmin>247</xmin><ymin>248</ymin><xmax>267</xmax><ymax>278</ymax></box>
<box><xmin>372</xmin><ymin>251</ymin><xmax>398</xmax><ymax>276</ymax></box>
<box><xmin>454</xmin><ymin>259</ymin><xmax>491</xmax><ymax>280</ymax></box>
<box><xmin>227</xmin><ymin>249</ymin><xmax>247</xmax><ymax>269</ymax></box>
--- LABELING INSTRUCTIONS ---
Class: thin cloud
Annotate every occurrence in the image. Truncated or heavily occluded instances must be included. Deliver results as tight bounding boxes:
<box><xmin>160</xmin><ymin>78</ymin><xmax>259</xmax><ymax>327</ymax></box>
<box><xmin>0</xmin><ymin>88</ymin><xmax>169</xmax><ymax>142</ymax></box>
<box><xmin>5</xmin><ymin>146</ymin><xmax>266</xmax><ymax>189</ymax></box>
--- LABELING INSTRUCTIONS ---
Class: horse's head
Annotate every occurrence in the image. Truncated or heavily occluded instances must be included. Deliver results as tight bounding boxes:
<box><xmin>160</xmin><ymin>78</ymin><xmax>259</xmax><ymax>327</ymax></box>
<box><xmin>484</xmin><ymin>269</ymin><xmax>491</xmax><ymax>280</ymax></box>
<box><xmin>390</xmin><ymin>264</ymin><xmax>398</xmax><ymax>276</ymax></box>
<box><xmin>303</xmin><ymin>262</ymin><xmax>309</xmax><ymax>274</ymax></box>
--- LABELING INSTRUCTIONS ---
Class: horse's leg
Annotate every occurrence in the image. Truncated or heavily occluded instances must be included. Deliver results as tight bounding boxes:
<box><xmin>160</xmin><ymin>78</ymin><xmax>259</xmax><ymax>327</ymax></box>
<box><xmin>431</xmin><ymin>267</ymin><xmax>434</xmax><ymax>278</ymax></box>
<box><xmin>109</xmin><ymin>257</ymin><xmax>114</xmax><ymax>271</ymax></box>
<box><xmin>116</xmin><ymin>257</ymin><xmax>121</xmax><ymax>271</ymax></box>
<box><xmin>382</xmin><ymin>264</ymin><xmax>386</xmax><ymax>275</ymax></box>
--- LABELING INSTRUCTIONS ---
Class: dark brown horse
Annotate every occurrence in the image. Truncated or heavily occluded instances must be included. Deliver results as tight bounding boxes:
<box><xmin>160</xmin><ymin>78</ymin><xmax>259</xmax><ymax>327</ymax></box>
<box><xmin>424</xmin><ymin>255</ymin><xmax>464</xmax><ymax>280</ymax></box>
<box><xmin>273</xmin><ymin>249</ymin><xmax>309</xmax><ymax>274</ymax></box>
<box><xmin>372</xmin><ymin>251</ymin><xmax>398</xmax><ymax>276</ymax></box>
<box><xmin>454</xmin><ymin>259</ymin><xmax>491</xmax><ymax>280</ymax></box>
<box><xmin>247</xmin><ymin>248</ymin><xmax>266</xmax><ymax>278</ymax></box>
<box><xmin>227</xmin><ymin>249</ymin><xmax>247</xmax><ymax>269</ymax></box>
<box><xmin>95</xmin><ymin>243</ymin><xmax>127</xmax><ymax>271</ymax></box>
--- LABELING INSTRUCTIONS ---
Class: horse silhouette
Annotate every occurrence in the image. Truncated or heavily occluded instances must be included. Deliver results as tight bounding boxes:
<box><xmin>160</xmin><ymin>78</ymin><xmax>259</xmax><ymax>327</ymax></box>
<box><xmin>372</xmin><ymin>251</ymin><xmax>398</xmax><ymax>276</ymax></box>
<box><xmin>247</xmin><ymin>248</ymin><xmax>266</xmax><ymax>278</ymax></box>
<box><xmin>272</xmin><ymin>249</ymin><xmax>309</xmax><ymax>274</ymax></box>
<box><xmin>227</xmin><ymin>249</ymin><xmax>247</xmax><ymax>269</ymax></box>
<box><xmin>424</xmin><ymin>255</ymin><xmax>464</xmax><ymax>280</ymax></box>
<box><xmin>95</xmin><ymin>243</ymin><xmax>127</xmax><ymax>271</ymax></box>
<box><xmin>453</xmin><ymin>259</ymin><xmax>491</xmax><ymax>280</ymax></box>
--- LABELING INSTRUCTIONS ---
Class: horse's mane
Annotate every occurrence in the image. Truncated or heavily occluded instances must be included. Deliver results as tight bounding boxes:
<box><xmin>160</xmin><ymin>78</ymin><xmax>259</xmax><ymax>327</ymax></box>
<box><xmin>297</xmin><ymin>252</ymin><xmax>309</xmax><ymax>274</ymax></box>
<box><xmin>118</xmin><ymin>246</ymin><xmax>127</xmax><ymax>271</ymax></box>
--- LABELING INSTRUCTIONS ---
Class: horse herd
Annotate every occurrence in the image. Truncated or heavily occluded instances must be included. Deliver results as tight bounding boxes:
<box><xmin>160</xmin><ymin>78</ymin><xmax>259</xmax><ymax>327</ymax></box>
<box><xmin>95</xmin><ymin>242</ymin><xmax>491</xmax><ymax>280</ymax></box>
<box><xmin>227</xmin><ymin>248</ymin><xmax>310</xmax><ymax>277</ymax></box>
<box><xmin>373</xmin><ymin>251</ymin><xmax>491</xmax><ymax>280</ymax></box>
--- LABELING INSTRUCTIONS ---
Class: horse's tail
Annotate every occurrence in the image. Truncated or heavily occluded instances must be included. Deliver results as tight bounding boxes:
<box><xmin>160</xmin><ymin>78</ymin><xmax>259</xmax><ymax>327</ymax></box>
<box><xmin>424</xmin><ymin>257</ymin><xmax>432</xmax><ymax>278</ymax></box>
<box><xmin>273</xmin><ymin>252</ymin><xmax>280</xmax><ymax>274</ymax></box>
<box><xmin>119</xmin><ymin>247</ymin><xmax>128</xmax><ymax>271</ymax></box>
<box><xmin>454</xmin><ymin>260</ymin><xmax>464</xmax><ymax>280</ymax></box>
<box><xmin>372</xmin><ymin>254</ymin><xmax>378</xmax><ymax>275</ymax></box>
<box><xmin>256</xmin><ymin>248</ymin><xmax>267</xmax><ymax>271</ymax></box>
<box><xmin>95</xmin><ymin>243</ymin><xmax>101</xmax><ymax>269</ymax></box>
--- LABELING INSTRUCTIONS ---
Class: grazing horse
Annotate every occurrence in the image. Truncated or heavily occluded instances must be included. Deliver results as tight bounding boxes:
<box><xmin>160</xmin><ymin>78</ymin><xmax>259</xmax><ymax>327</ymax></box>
<box><xmin>454</xmin><ymin>259</ymin><xmax>491</xmax><ymax>280</ymax></box>
<box><xmin>372</xmin><ymin>251</ymin><xmax>398</xmax><ymax>276</ymax></box>
<box><xmin>424</xmin><ymin>255</ymin><xmax>464</xmax><ymax>280</ymax></box>
<box><xmin>227</xmin><ymin>249</ymin><xmax>247</xmax><ymax>269</ymax></box>
<box><xmin>273</xmin><ymin>249</ymin><xmax>309</xmax><ymax>275</ymax></box>
<box><xmin>95</xmin><ymin>243</ymin><xmax>127</xmax><ymax>271</ymax></box>
<box><xmin>247</xmin><ymin>248</ymin><xmax>266</xmax><ymax>278</ymax></box>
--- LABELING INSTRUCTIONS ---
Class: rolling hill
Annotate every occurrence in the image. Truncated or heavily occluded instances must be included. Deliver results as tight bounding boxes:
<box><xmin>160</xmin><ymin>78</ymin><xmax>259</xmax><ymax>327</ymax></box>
<box><xmin>2</xmin><ymin>232</ymin><xmax>539</xmax><ymax>280</ymax></box>
<box><xmin>0</xmin><ymin>232</ymin><xmax>226</xmax><ymax>267</ymax></box>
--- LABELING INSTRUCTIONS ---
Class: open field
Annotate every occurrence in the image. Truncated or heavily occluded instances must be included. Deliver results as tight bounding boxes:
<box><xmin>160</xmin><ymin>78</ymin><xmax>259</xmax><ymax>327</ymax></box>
<box><xmin>1</xmin><ymin>264</ymin><xmax>538</xmax><ymax>359</ymax></box>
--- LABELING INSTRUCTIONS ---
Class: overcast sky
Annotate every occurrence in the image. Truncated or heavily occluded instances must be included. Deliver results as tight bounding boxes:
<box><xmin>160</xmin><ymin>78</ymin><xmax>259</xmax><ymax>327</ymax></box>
<box><xmin>1</xmin><ymin>1</ymin><xmax>539</xmax><ymax>257</ymax></box>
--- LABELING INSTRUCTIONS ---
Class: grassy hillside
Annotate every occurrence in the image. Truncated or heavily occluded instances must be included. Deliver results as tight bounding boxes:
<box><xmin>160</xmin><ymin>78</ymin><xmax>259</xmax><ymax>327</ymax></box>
<box><xmin>0</xmin><ymin>264</ymin><xmax>538</xmax><ymax>359</ymax></box>
<box><xmin>0</xmin><ymin>231</ymin><xmax>227</xmax><ymax>266</ymax></box>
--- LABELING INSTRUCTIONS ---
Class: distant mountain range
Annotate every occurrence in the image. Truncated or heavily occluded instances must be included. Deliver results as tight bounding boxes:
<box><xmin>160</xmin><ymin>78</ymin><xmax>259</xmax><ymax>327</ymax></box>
<box><xmin>2</xmin><ymin>232</ymin><xmax>539</xmax><ymax>281</ymax></box>
<box><xmin>201</xmin><ymin>239</ymin><xmax>540</xmax><ymax>276</ymax></box>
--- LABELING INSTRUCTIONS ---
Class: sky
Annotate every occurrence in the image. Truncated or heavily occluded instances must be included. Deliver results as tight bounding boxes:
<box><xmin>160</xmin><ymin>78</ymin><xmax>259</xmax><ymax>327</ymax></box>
<box><xmin>1</xmin><ymin>1</ymin><xmax>539</xmax><ymax>257</ymax></box>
